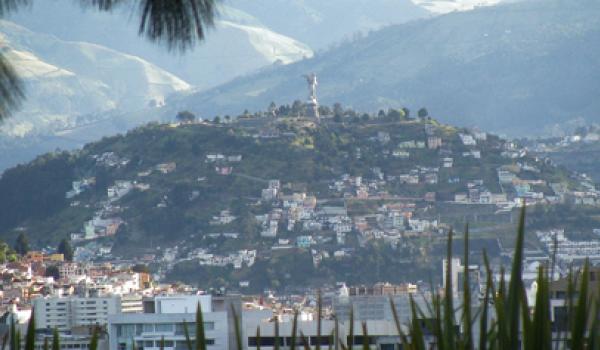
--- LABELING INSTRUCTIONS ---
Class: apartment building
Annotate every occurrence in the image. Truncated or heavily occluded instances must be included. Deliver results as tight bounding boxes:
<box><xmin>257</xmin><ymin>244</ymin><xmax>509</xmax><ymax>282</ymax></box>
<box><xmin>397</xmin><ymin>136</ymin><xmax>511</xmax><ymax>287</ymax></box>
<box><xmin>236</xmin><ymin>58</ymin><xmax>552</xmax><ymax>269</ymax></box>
<box><xmin>33</xmin><ymin>296</ymin><xmax>121</xmax><ymax>331</ymax></box>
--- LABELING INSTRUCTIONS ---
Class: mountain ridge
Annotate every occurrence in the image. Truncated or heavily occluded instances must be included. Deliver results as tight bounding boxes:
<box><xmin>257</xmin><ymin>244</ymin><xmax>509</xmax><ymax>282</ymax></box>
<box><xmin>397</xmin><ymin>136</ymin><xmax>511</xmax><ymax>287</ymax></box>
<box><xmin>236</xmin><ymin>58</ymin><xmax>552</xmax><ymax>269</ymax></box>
<box><xmin>171</xmin><ymin>0</ymin><xmax>600</xmax><ymax>136</ymax></box>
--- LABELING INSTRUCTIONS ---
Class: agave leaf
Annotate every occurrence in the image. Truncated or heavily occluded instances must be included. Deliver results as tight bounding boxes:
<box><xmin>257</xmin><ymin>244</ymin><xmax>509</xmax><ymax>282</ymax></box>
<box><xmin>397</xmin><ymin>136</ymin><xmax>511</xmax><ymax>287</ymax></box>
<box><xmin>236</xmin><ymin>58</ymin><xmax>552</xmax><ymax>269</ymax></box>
<box><xmin>317</xmin><ymin>291</ymin><xmax>322</xmax><ymax>350</ymax></box>
<box><xmin>361</xmin><ymin>322</ymin><xmax>369</xmax><ymax>350</ymax></box>
<box><xmin>519</xmin><ymin>283</ymin><xmax>532</xmax><ymax>350</ymax></box>
<box><xmin>588</xmin><ymin>293</ymin><xmax>600</xmax><ymax>350</ymax></box>
<box><xmin>531</xmin><ymin>266</ymin><xmax>551</xmax><ymax>350</ymax></box>
<box><xmin>15</xmin><ymin>330</ymin><xmax>20</xmax><ymax>350</ymax></box>
<box><xmin>328</xmin><ymin>330</ymin><xmax>334</xmax><ymax>350</ymax></box>
<box><xmin>9</xmin><ymin>319</ymin><xmax>15</xmax><ymax>350</ymax></box>
<box><xmin>2</xmin><ymin>332</ymin><xmax>8</xmax><ymax>350</ymax></box>
<box><xmin>570</xmin><ymin>261</ymin><xmax>590</xmax><ymax>350</ymax></box>
<box><xmin>461</xmin><ymin>224</ymin><xmax>473</xmax><ymax>350</ymax></box>
<box><xmin>389</xmin><ymin>298</ymin><xmax>410</xmax><ymax>347</ymax></box>
<box><xmin>51</xmin><ymin>329</ymin><xmax>59</xmax><ymax>350</ymax></box>
<box><xmin>256</xmin><ymin>326</ymin><xmax>261</xmax><ymax>350</ymax></box>
<box><xmin>89</xmin><ymin>327</ymin><xmax>99</xmax><ymax>350</ymax></box>
<box><xmin>300</xmin><ymin>332</ymin><xmax>311</xmax><ymax>350</ymax></box>
<box><xmin>506</xmin><ymin>205</ymin><xmax>526</xmax><ymax>350</ymax></box>
<box><xmin>348</xmin><ymin>307</ymin><xmax>354</xmax><ymax>350</ymax></box>
<box><xmin>334</xmin><ymin>314</ymin><xmax>340</xmax><ymax>350</ymax></box>
<box><xmin>291</xmin><ymin>310</ymin><xmax>299</xmax><ymax>350</ymax></box>
<box><xmin>196</xmin><ymin>303</ymin><xmax>207</xmax><ymax>350</ymax></box>
<box><xmin>231</xmin><ymin>305</ymin><xmax>243</xmax><ymax>350</ymax></box>
<box><xmin>479</xmin><ymin>250</ymin><xmax>493</xmax><ymax>350</ymax></box>
<box><xmin>274</xmin><ymin>315</ymin><xmax>280</xmax><ymax>350</ymax></box>
<box><xmin>409</xmin><ymin>296</ymin><xmax>426</xmax><ymax>350</ymax></box>
<box><xmin>183</xmin><ymin>320</ymin><xmax>193</xmax><ymax>350</ymax></box>
<box><xmin>24</xmin><ymin>309</ymin><xmax>35</xmax><ymax>350</ymax></box>
<box><xmin>443</xmin><ymin>229</ymin><xmax>455</xmax><ymax>349</ymax></box>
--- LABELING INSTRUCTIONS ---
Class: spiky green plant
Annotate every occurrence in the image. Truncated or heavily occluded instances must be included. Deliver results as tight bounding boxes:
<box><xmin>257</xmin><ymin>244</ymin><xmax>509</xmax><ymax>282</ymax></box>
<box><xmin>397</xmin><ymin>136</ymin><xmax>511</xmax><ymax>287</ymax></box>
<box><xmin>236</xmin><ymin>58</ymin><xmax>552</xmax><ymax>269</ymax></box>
<box><xmin>360</xmin><ymin>322</ymin><xmax>369</xmax><ymax>350</ymax></box>
<box><xmin>317</xmin><ymin>290</ymin><xmax>323</xmax><ymax>350</ymax></box>
<box><xmin>300</xmin><ymin>332</ymin><xmax>311</xmax><ymax>350</ymax></box>
<box><xmin>231</xmin><ymin>305</ymin><xmax>243</xmax><ymax>350</ymax></box>
<box><xmin>51</xmin><ymin>329</ymin><xmax>59</xmax><ymax>350</ymax></box>
<box><xmin>89</xmin><ymin>327</ymin><xmax>99</xmax><ymax>350</ymax></box>
<box><xmin>291</xmin><ymin>309</ymin><xmax>299</xmax><ymax>350</ymax></box>
<box><xmin>196</xmin><ymin>303</ymin><xmax>207</xmax><ymax>350</ymax></box>
<box><xmin>386</xmin><ymin>205</ymin><xmax>600</xmax><ymax>350</ymax></box>
<box><xmin>255</xmin><ymin>326</ymin><xmax>261</xmax><ymax>350</ymax></box>
<box><xmin>23</xmin><ymin>311</ymin><xmax>34</xmax><ymax>350</ymax></box>
<box><xmin>9</xmin><ymin>319</ymin><xmax>16</xmax><ymax>350</ymax></box>
<box><xmin>2</xmin><ymin>333</ymin><xmax>8</xmax><ymax>350</ymax></box>
<box><xmin>274</xmin><ymin>315</ymin><xmax>280</xmax><ymax>350</ymax></box>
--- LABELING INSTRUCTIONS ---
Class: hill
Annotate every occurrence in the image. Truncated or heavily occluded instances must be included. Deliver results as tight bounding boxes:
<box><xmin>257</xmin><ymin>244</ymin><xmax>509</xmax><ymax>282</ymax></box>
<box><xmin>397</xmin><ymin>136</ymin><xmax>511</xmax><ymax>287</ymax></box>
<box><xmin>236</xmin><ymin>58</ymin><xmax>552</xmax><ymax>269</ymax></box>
<box><xmin>0</xmin><ymin>20</ymin><xmax>191</xmax><ymax>138</ymax></box>
<box><xmin>0</xmin><ymin>106</ymin><xmax>595</xmax><ymax>291</ymax></box>
<box><xmin>171</xmin><ymin>0</ymin><xmax>600</xmax><ymax>136</ymax></box>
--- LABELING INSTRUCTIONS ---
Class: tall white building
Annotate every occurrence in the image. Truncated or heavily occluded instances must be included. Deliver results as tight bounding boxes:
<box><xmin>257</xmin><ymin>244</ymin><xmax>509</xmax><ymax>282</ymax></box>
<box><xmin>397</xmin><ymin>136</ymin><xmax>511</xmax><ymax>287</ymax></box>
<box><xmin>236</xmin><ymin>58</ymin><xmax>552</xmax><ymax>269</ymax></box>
<box><xmin>108</xmin><ymin>295</ymin><xmax>230</xmax><ymax>350</ymax></box>
<box><xmin>33</xmin><ymin>295</ymin><xmax>121</xmax><ymax>331</ymax></box>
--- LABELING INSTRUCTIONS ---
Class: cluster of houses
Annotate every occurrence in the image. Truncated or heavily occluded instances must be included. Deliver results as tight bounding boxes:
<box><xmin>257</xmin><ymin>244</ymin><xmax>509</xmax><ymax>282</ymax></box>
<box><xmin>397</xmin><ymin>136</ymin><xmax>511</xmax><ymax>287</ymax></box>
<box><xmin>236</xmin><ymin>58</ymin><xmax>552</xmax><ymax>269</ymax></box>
<box><xmin>186</xmin><ymin>248</ymin><xmax>257</xmax><ymax>269</ymax></box>
<box><xmin>206</xmin><ymin>153</ymin><xmax>242</xmax><ymax>175</ymax></box>
<box><xmin>537</xmin><ymin>228</ymin><xmax>600</xmax><ymax>265</ymax></box>
<box><xmin>0</xmin><ymin>251</ymin><xmax>151</xmax><ymax>316</ymax></box>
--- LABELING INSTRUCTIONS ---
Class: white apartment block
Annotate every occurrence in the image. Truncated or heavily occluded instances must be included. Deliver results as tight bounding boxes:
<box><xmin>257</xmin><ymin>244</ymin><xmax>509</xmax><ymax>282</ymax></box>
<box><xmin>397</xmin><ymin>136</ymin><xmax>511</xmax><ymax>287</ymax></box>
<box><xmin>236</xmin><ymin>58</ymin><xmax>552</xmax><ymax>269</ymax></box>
<box><xmin>108</xmin><ymin>295</ymin><xmax>228</xmax><ymax>350</ymax></box>
<box><xmin>33</xmin><ymin>296</ymin><xmax>121</xmax><ymax>331</ymax></box>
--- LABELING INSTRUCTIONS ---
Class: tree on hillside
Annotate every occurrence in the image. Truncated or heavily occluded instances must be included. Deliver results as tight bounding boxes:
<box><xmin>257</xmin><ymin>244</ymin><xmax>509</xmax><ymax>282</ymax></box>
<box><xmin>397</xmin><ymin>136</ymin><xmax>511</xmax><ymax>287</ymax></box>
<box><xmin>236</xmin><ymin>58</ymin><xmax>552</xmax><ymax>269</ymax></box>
<box><xmin>45</xmin><ymin>265</ymin><xmax>60</xmax><ymax>280</ymax></box>
<box><xmin>132</xmin><ymin>264</ymin><xmax>150</xmax><ymax>274</ymax></box>
<box><xmin>15</xmin><ymin>232</ymin><xmax>30</xmax><ymax>255</ymax></box>
<box><xmin>0</xmin><ymin>0</ymin><xmax>219</xmax><ymax>121</ymax></box>
<box><xmin>333</xmin><ymin>103</ymin><xmax>344</xmax><ymax>118</ymax></box>
<box><xmin>402</xmin><ymin>107</ymin><xmax>411</xmax><ymax>119</ymax></box>
<box><xmin>176</xmin><ymin>110</ymin><xmax>196</xmax><ymax>123</ymax></box>
<box><xmin>0</xmin><ymin>241</ymin><xmax>16</xmax><ymax>263</ymax></box>
<box><xmin>57</xmin><ymin>238</ymin><xmax>74</xmax><ymax>262</ymax></box>
<box><xmin>388</xmin><ymin>108</ymin><xmax>404</xmax><ymax>121</ymax></box>
<box><xmin>418</xmin><ymin>107</ymin><xmax>429</xmax><ymax>119</ymax></box>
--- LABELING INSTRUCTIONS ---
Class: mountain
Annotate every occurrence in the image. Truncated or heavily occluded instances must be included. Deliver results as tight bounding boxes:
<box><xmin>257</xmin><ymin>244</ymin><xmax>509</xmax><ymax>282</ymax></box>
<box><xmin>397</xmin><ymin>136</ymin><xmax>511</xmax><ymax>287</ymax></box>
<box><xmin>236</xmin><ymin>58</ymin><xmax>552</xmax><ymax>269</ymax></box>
<box><xmin>5</xmin><ymin>1</ymin><xmax>312</xmax><ymax>89</ymax></box>
<box><xmin>171</xmin><ymin>0</ymin><xmax>600</xmax><ymax>136</ymax></box>
<box><xmin>0</xmin><ymin>20</ymin><xmax>191</xmax><ymax>137</ymax></box>
<box><xmin>0</xmin><ymin>111</ymin><xmax>587</xmax><ymax>290</ymax></box>
<box><xmin>411</xmin><ymin>0</ymin><xmax>521</xmax><ymax>14</ymax></box>
<box><xmin>0</xmin><ymin>3</ymin><xmax>314</xmax><ymax>170</ymax></box>
<box><xmin>227</xmin><ymin>0</ymin><xmax>430</xmax><ymax>49</ymax></box>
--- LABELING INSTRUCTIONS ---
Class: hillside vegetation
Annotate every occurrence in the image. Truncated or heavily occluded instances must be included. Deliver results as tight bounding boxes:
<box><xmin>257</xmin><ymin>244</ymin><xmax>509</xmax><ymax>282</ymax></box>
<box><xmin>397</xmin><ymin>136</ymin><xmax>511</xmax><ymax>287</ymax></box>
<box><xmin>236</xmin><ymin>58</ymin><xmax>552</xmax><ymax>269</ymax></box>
<box><xmin>0</xmin><ymin>108</ymin><xmax>588</xmax><ymax>291</ymax></box>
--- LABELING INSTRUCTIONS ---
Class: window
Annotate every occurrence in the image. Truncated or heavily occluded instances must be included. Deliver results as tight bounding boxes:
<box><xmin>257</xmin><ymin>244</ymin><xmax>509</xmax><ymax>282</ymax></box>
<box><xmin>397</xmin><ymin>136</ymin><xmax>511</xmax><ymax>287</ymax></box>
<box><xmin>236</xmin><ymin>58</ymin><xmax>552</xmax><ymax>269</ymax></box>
<box><xmin>248</xmin><ymin>337</ymin><xmax>283</xmax><ymax>346</ymax></box>
<box><xmin>175</xmin><ymin>323</ymin><xmax>188</xmax><ymax>335</ymax></box>
<box><xmin>156</xmin><ymin>323</ymin><xmax>173</xmax><ymax>333</ymax></box>
<box><xmin>285</xmin><ymin>337</ymin><xmax>303</xmax><ymax>346</ymax></box>
<box><xmin>204</xmin><ymin>322</ymin><xmax>215</xmax><ymax>331</ymax></box>
<box><xmin>351</xmin><ymin>336</ymin><xmax>376</xmax><ymax>346</ymax></box>
<box><xmin>117</xmin><ymin>325</ymin><xmax>135</xmax><ymax>338</ymax></box>
<box><xmin>143</xmin><ymin>324</ymin><xmax>154</xmax><ymax>333</ymax></box>
<box><xmin>310</xmin><ymin>336</ymin><xmax>331</xmax><ymax>346</ymax></box>
<box><xmin>206</xmin><ymin>339</ymin><xmax>215</xmax><ymax>345</ymax></box>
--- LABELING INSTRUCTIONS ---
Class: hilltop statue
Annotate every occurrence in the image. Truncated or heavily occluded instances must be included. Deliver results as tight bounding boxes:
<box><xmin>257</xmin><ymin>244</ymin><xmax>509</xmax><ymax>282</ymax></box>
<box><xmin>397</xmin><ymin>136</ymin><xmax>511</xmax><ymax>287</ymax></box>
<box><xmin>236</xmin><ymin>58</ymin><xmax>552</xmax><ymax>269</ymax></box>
<box><xmin>303</xmin><ymin>73</ymin><xmax>320</xmax><ymax>120</ymax></box>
